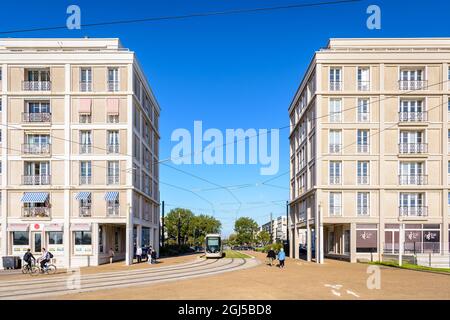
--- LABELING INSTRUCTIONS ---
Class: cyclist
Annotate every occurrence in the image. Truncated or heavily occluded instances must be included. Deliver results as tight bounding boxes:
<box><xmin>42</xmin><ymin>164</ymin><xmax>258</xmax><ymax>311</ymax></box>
<box><xmin>23</xmin><ymin>249</ymin><xmax>35</xmax><ymax>271</ymax></box>
<box><xmin>38</xmin><ymin>248</ymin><xmax>51</xmax><ymax>272</ymax></box>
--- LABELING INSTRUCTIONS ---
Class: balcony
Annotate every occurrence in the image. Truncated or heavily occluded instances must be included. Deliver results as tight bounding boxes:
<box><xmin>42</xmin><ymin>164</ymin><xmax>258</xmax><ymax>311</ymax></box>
<box><xmin>22</xmin><ymin>175</ymin><xmax>51</xmax><ymax>185</ymax></box>
<box><xmin>329</xmin><ymin>175</ymin><xmax>341</xmax><ymax>185</ymax></box>
<box><xmin>399</xmin><ymin>80</ymin><xmax>428</xmax><ymax>91</ymax></box>
<box><xmin>329</xmin><ymin>81</ymin><xmax>342</xmax><ymax>91</ymax></box>
<box><xmin>107</xmin><ymin>81</ymin><xmax>119</xmax><ymax>92</ymax></box>
<box><xmin>399</xmin><ymin>174</ymin><xmax>428</xmax><ymax>185</ymax></box>
<box><xmin>398</xmin><ymin>143</ymin><xmax>428</xmax><ymax>154</ymax></box>
<box><xmin>22</xmin><ymin>207</ymin><xmax>50</xmax><ymax>218</ymax></box>
<box><xmin>80</xmin><ymin>144</ymin><xmax>92</xmax><ymax>154</ymax></box>
<box><xmin>22</xmin><ymin>143</ymin><xmax>51</xmax><ymax>155</ymax></box>
<box><xmin>358</xmin><ymin>112</ymin><xmax>370</xmax><ymax>122</ymax></box>
<box><xmin>79</xmin><ymin>206</ymin><xmax>91</xmax><ymax>217</ymax></box>
<box><xmin>22</xmin><ymin>81</ymin><xmax>51</xmax><ymax>91</ymax></box>
<box><xmin>79</xmin><ymin>176</ymin><xmax>92</xmax><ymax>185</ymax></box>
<box><xmin>107</xmin><ymin>175</ymin><xmax>119</xmax><ymax>185</ymax></box>
<box><xmin>357</xmin><ymin>206</ymin><xmax>369</xmax><ymax>216</ymax></box>
<box><xmin>107</xmin><ymin>205</ymin><xmax>120</xmax><ymax>216</ymax></box>
<box><xmin>357</xmin><ymin>81</ymin><xmax>370</xmax><ymax>91</ymax></box>
<box><xmin>329</xmin><ymin>206</ymin><xmax>342</xmax><ymax>216</ymax></box>
<box><xmin>329</xmin><ymin>144</ymin><xmax>342</xmax><ymax>154</ymax></box>
<box><xmin>399</xmin><ymin>206</ymin><xmax>428</xmax><ymax>217</ymax></box>
<box><xmin>357</xmin><ymin>144</ymin><xmax>370</xmax><ymax>153</ymax></box>
<box><xmin>107</xmin><ymin>144</ymin><xmax>119</xmax><ymax>154</ymax></box>
<box><xmin>22</xmin><ymin>112</ymin><xmax>51</xmax><ymax>123</ymax></box>
<box><xmin>399</xmin><ymin>112</ymin><xmax>427</xmax><ymax>123</ymax></box>
<box><xmin>80</xmin><ymin>82</ymin><xmax>92</xmax><ymax>92</ymax></box>
<box><xmin>357</xmin><ymin>176</ymin><xmax>369</xmax><ymax>185</ymax></box>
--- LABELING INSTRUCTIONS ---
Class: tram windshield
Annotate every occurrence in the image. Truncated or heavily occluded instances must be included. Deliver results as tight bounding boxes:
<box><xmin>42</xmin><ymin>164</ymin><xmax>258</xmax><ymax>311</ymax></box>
<box><xmin>206</xmin><ymin>237</ymin><xmax>221</xmax><ymax>253</ymax></box>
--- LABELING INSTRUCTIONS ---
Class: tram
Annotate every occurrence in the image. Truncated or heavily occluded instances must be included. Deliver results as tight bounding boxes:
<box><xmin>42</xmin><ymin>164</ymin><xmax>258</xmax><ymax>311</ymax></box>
<box><xmin>204</xmin><ymin>234</ymin><xmax>223</xmax><ymax>258</ymax></box>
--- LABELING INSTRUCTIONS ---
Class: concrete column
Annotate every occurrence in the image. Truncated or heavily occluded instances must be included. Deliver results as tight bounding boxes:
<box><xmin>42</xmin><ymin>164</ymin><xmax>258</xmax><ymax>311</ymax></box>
<box><xmin>350</xmin><ymin>222</ymin><xmax>357</xmax><ymax>263</ymax></box>
<box><xmin>92</xmin><ymin>222</ymin><xmax>99</xmax><ymax>266</ymax></box>
<box><xmin>125</xmin><ymin>204</ymin><xmax>134</xmax><ymax>265</ymax></box>
<box><xmin>136</xmin><ymin>224</ymin><xmax>142</xmax><ymax>248</ymax></box>
<box><xmin>1</xmin><ymin>64</ymin><xmax>8</xmax><ymax>262</ymax></box>
<box><xmin>63</xmin><ymin>63</ymin><xmax>71</xmax><ymax>268</ymax></box>
<box><xmin>441</xmin><ymin>64</ymin><xmax>449</xmax><ymax>255</ymax></box>
<box><xmin>306</xmin><ymin>223</ymin><xmax>312</xmax><ymax>262</ymax></box>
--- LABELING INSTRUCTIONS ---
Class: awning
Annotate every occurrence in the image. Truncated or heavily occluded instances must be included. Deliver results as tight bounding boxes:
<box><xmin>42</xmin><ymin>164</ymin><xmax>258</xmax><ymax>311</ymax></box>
<box><xmin>78</xmin><ymin>98</ymin><xmax>92</xmax><ymax>114</ymax></box>
<box><xmin>8</xmin><ymin>224</ymin><xmax>29</xmax><ymax>232</ymax></box>
<box><xmin>21</xmin><ymin>192</ymin><xmax>49</xmax><ymax>203</ymax></box>
<box><xmin>104</xmin><ymin>191</ymin><xmax>119</xmax><ymax>201</ymax></box>
<box><xmin>71</xmin><ymin>223</ymin><xmax>91</xmax><ymax>231</ymax></box>
<box><xmin>75</xmin><ymin>192</ymin><xmax>91</xmax><ymax>201</ymax></box>
<box><xmin>106</xmin><ymin>98</ymin><xmax>119</xmax><ymax>115</ymax></box>
<box><xmin>45</xmin><ymin>223</ymin><xmax>64</xmax><ymax>232</ymax></box>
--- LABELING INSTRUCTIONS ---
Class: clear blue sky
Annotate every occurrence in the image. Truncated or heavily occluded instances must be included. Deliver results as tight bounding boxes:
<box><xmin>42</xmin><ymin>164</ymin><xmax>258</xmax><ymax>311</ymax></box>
<box><xmin>1</xmin><ymin>0</ymin><xmax>449</xmax><ymax>235</ymax></box>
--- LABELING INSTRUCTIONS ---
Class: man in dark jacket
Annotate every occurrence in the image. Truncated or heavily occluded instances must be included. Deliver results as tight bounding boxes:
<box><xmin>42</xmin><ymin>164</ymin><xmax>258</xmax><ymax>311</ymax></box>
<box><xmin>23</xmin><ymin>249</ymin><xmax>35</xmax><ymax>270</ymax></box>
<box><xmin>266</xmin><ymin>248</ymin><xmax>276</xmax><ymax>266</ymax></box>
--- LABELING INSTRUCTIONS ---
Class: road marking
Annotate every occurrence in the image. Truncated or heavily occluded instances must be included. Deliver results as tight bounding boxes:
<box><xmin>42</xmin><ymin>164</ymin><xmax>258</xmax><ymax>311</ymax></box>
<box><xmin>346</xmin><ymin>290</ymin><xmax>360</xmax><ymax>298</ymax></box>
<box><xmin>331</xmin><ymin>289</ymin><xmax>341</xmax><ymax>297</ymax></box>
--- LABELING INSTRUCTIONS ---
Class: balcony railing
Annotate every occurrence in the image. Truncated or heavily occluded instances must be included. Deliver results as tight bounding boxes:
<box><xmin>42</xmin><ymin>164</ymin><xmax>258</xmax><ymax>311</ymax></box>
<box><xmin>22</xmin><ymin>143</ymin><xmax>51</xmax><ymax>155</ymax></box>
<box><xmin>399</xmin><ymin>112</ymin><xmax>427</xmax><ymax>122</ymax></box>
<box><xmin>358</xmin><ymin>112</ymin><xmax>370</xmax><ymax>122</ymax></box>
<box><xmin>329</xmin><ymin>81</ymin><xmax>342</xmax><ymax>91</ymax></box>
<box><xmin>107</xmin><ymin>80</ymin><xmax>119</xmax><ymax>92</ymax></box>
<box><xmin>79</xmin><ymin>206</ymin><xmax>91</xmax><ymax>217</ymax></box>
<box><xmin>399</xmin><ymin>206</ymin><xmax>428</xmax><ymax>217</ymax></box>
<box><xmin>22</xmin><ymin>175</ymin><xmax>51</xmax><ymax>185</ymax></box>
<box><xmin>107</xmin><ymin>205</ymin><xmax>120</xmax><ymax>216</ymax></box>
<box><xmin>80</xmin><ymin>144</ymin><xmax>92</xmax><ymax>154</ymax></box>
<box><xmin>107</xmin><ymin>175</ymin><xmax>119</xmax><ymax>185</ymax></box>
<box><xmin>22</xmin><ymin>81</ymin><xmax>51</xmax><ymax>91</ymax></box>
<box><xmin>399</xmin><ymin>174</ymin><xmax>428</xmax><ymax>185</ymax></box>
<box><xmin>399</xmin><ymin>80</ymin><xmax>428</xmax><ymax>91</ymax></box>
<box><xmin>329</xmin><ymin>206</ymin><xmax>342</xmax><ymax>216</ymax></box>
<box><xmin>357</xmin><ymin>206</ymin><xmax>370</xmax><ymax>216</ymax></box>
<box><xmin>357</xmin><ymin>81</ymin><xmax>370</xmax><ymax>91</ymax></box>
<box><xmin>329</xmin><ymin>144</ymin><xmax>342</xmax><ymax>154</ymax></box>
<box><xmin>357</xmin><ymin>176</ymin><xmax>369</xmax><ymax>185</ymax></box>
<box><xmin>329</xmin><ymin>113</ymin><xmax>342</xmax><ymax>123</ymax></box>
<box><xmin>399</xmin><ymin>143</ymin><xmax>428</xmax><ymax>154</ymax></box>
<box><xmin>22</xmin><ymin>112</ymin><xmax>51</xmax><ymax>123</ymax></box>
<box><xmin>80</xmin><ymin>82</ymin><xmax>92</xmax><ymax>92</ymax></box>
<box><xmin>357</xmin><ymin>144</ymin><xmax>370</xmax><ymax>153</ymax></box>
<box><xmin>22</xmin><ymin>207</ymin><xmax>50</xmax><ymax>218</ymax></box>
<box><xmin>329</xmin><ymin>175</ymin><xmax>341</xmax><ymax>184</ymax></box>
<box><xmin>79</xmin><ymin>176</ymin><xmax>92</xmax><ymax>185</ymax></box>
<box><xmin>107</xmin><ymin>144</ymin><xmax>119</xmax><ymax>154</ymax></box>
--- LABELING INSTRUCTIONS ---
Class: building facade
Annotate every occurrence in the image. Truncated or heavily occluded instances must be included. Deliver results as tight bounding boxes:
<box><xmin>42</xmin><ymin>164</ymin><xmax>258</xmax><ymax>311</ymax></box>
<box><xmin>288</xmin><ymin>38</ymin><xmax>450</xmax><ymax>263</ymax></box>
<box><xmin>260</xmin><ymin>216</ymin><xmax>287</xmax><ymax>243</ymax></box>
<box><xmin>0</xmin><ymin>38</ymin><xmax>160</xmax><ymax>268</ymax></box>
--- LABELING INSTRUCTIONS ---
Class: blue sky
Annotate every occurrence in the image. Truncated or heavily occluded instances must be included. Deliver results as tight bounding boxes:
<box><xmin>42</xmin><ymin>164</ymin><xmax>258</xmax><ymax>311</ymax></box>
<box><xmin>1</xmin><ymin>0</ymin><xmax>449</xmax><ymax>235</ymax></box>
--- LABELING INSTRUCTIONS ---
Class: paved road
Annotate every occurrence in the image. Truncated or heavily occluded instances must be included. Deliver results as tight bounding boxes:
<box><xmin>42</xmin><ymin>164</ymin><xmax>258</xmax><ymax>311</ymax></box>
<box><xmin>0</xmin><ymin>257</ymin><xmax>259</xmax><ymax>300</ymax></box>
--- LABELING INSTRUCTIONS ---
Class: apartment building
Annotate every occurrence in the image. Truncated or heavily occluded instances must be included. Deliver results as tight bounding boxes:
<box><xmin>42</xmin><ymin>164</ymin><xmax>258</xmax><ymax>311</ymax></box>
<box><xmin>0</xmin><ymin>38</ymin><xmax>160</xmax><ymax>268</ymax></box>
<box><xmin>260</xmin><ymin>216</ymin><xmax>287</xmax><ymax>243</ymax></box>
<box><xmin>288</xmin><ymin>38</ymin><xmax>450</xmax><ymax>263</ymax></box>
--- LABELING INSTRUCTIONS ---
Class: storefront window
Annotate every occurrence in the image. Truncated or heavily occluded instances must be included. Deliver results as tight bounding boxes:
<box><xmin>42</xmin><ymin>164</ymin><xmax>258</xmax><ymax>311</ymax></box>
<box><xmin>142</xmin><ymin>227</ymin><xmax>150</xmax><ymax>247</ymax></box>
<box><xmin>356</xmin><ymin>224</ymin><xmax>377</xmax><ymax>253</ymax></box>
<box><xmin>13</xmin><ymin>231</ymin><xmax>29</xmax><ymax>246</ymax></box>
<box><xmin>74</xmin><ymin>231</ymin><xmax>91</xmax><ymax>245</ymax></box>
<box><xmin>48</xmin><ymin>232</ymin><xmax>63</xmax><ymax>245</ymax></box>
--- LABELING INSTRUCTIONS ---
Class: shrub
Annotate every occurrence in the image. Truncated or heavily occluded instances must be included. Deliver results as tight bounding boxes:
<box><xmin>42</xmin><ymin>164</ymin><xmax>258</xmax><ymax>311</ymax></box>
<box><xmin>159</xmin><ymin>244</ymin><xmax>195</xmax><ymax>257</ymax></box>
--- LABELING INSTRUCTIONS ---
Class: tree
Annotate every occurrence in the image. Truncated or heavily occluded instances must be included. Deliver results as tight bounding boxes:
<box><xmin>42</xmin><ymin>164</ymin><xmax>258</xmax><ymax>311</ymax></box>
<box><xmin>189</xmin><ymin>214</ymin><xmax>221</xmax><ymax>246</ymax></box>
<box><xmin>256</xmin><ymin>230</ymin><xmax>271</xmax><ymax>246</ymax></box>
<box><xmin>234</xmin><ymin>217</ymin><xmax>259</xmax><ymax>245</ymax></box>
<box><xmin>226</xmin><ymin>233</ymin><xmax>238</xmax><ymax>246</ymax></box>
<box><xmin>164</xmin><ymin>208</ymin><xmax>195</xmax><ymax>245</ymax></box>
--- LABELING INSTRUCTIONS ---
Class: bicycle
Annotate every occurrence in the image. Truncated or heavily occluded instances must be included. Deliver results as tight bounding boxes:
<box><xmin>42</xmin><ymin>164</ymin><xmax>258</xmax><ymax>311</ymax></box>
<box><xmin>34</xmin><ymin>260</ymin><xmax>57</xmax><ymax>275</ymax></box>
<box><xmin>22</xmin><ymin>260</ymin><xmax>39</xmax><ymax>275</ymax></box>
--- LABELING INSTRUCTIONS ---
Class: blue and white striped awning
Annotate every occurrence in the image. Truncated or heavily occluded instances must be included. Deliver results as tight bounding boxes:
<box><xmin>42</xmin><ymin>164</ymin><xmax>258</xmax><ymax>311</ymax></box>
<box><xmin>75</xmin><ymin>192</ymin><xmax>91</xmax><ymax>201</ymax></box>
<box><xmin>104</xmin><ymin>191</ymin><xmax>119</xmax><ymax>201</ymax></box>
<box><xmin>21</xmin><ymin>192</ymin><xmax>49</xmax><ymax>203</ymax></box>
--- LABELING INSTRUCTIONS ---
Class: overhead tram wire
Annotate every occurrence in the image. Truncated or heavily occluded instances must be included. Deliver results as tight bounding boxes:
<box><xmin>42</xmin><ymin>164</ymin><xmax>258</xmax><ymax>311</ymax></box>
<box><xmin>0</xmin><ymin>0</ymin><xmax>361</xmax><ymax>35</ymax></box>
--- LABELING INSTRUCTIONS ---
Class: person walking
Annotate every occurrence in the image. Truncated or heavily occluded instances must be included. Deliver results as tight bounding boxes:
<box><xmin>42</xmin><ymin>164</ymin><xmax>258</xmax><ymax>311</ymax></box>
<box><xmin>278</xmin><ymin>248</ymin><xmax>286</xmax><ymax>268</ymax></box>
<box><xmin>147</xmin><ymin>246</ymin><xmax>153</xmax><ymax>264</ymax></box>
<box><xmin>109</xmin><ymin>248</ymin><xmax>115</xmax><ymax>264</ymax></box>
<box><xmin>151</xmin><ymin>248</ymin><xmax>157</xmax><ymax>264</ymax></box>
<box><xmin>136</xmin><ymin>246</ymin><xmax>142</xmax><ymax>263</ymax></box>
<box><xmin>266</xmin><ymin>247</ymin><xmax>276</xmax><ymax>266</ymax></box>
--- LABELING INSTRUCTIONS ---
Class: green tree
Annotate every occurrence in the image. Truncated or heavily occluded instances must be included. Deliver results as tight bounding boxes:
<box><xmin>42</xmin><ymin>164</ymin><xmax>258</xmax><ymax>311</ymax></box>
<box><xmin>189</xmin><ymin>214</ymin><xmax>221</xmax><ymax>245</ymax></box>
<box><xmin>164</xmin><ymin>208</ymin><xmax>195</xmax><ymax>245</ymax></box>
<box><xmin>226</xmin><ymin>233</ymin><xmax>238</xmax><ymax>246</ymax></box>
<box><xmin>234</xmin><ymin>217</ymin><xmax>259</xmax><ymax>245</ymax></box>
<box><xmin>256</xmin><ymin>230</ymin><xmax>271</xmax><ymax>246</ymax></box>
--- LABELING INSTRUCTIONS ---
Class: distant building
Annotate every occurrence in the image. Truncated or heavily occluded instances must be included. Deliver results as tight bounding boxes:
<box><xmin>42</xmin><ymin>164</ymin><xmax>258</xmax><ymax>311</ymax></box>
<box><xmin>260</xmin><ymin>216</ymin><xmax>287</xmax><ymax>242</ymax></box>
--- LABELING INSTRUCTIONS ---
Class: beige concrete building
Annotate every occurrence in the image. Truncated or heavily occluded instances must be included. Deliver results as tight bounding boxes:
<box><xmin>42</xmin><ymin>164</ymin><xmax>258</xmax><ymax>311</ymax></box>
<box><xmin>288</xmin><ymin>38</ymin><xmax>450</xmax><ymax>263</ymax></box>
<box><xmin>0</xmin><ymin>38</ymin><xmax>160</xmax><ymax>268</ymax></box>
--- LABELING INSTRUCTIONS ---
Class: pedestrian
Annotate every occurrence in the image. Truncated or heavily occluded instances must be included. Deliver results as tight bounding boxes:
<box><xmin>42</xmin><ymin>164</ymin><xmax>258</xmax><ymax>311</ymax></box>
<box><xmin>266</xmin><ymin>247</ymin><xmax>276</xmax><ymax>266</ymax></box>
<box><xmin>151</xmin><ymin>248</ymin><xmax>157</xmax><ymax>264</ymax></box>
<box><xmin>136</xmin><ymin>246</ymin><xmax>142</xmax><ymax>263</ymax></box>
<box><xmin>147</xmin><ymin>246</ymin><xmax>153</xmax><ymax>264</ymax></box>
<box><xmin>109</xmin><ymin>248</ymin><xmax>115</xmax><ymax>264</ymax></box>
<box><xmin>278</xmin><ymin>248</ymin><xmax>286</xmax><ymax>268</ymax></box>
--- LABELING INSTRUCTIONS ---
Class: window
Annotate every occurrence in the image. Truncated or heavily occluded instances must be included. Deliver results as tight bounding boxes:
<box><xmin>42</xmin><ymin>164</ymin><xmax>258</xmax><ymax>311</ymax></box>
<box><xmin>329</xmin><ymin>68</ymin><xmax>341</xmax><ymax>91</ymax></box>
<box><xmin>80</xmin><ymin>161</ymin><xmax>92</xmax><ymax>184</ymax></box>
<box><xmin>356</xmin><ymin>224</ymin><xmax>377</xmax><ymax>253</ymax></box>
<box><xmin>400</xmin><ymin>162</ymin><xmax>425</xmax><ymax>185</ymax></box>
<box><xmin>399</xmin><ymin>100</ymin><xmax>425</xmax><ymax>122</ymax></box>
<box><xmin>329</xmin><ymin>99</ymin><xmax>342</xmax><ymax>122</ymax></box>
<box><xmin>400</xmin><ymin>130</ymin><xmax>426</xmax><ymax>153</ymax></box>
<box><xmin>79</xmin><ymin>131</ymin><xmax>92</xmax><ymax>154</ymax></box>
<box><xmin>329</xmin><ymin>192</ymin><xmax>342</xmax><ymax>216</ymax></box>
<box><xmin>357</xmin><ymin>161</ymin><xmax>369</xmax><ymax>185</ymax></box>
<box><xmin>107</xmin><ymin>131</ymin><xmax>119</xmax><ymax>153</ymax></box>
<box><xmin>357</xmin><ymin>192</ymin><xmax>370</xmax><ymax>216</ymax></box>
<box><xmin>357</xmin><ymin>99</ymin><xmax>369</xmax><ymax>122</ymax></box>
<box><xmin>107</xmin><ymin>161</ymin><xmax>120</xmax><ymax>184</ymax></box>
<box><xmin>329</xmin><ymin>130</ymin><xmax>341</xmax><ymax>153</ymax></box>
<box><xmin>399</xmin><ymin>69</ymin><xmax>425</xmax><ymax>90</ymax></box>
<box><xmin>24</xmin><ymin>161</ymin><xmax>50</xmax><ymax>185</ymax></box>
<box><xmin>13</xmin><ymin>231</ymin><xmax>29</xmax><ymax>246</ymax></box>
<box><xmin>400</xmin><ymin>193</ymin><xmax>426</xmax><ymax>216</ymax></box>
<box><xmin>80</xmin><ymin>68</ymin><xmax>92</xmax><ymax>92</ymax></box>
<box><xmin>0</xmin><ymin>99</ymin><xmax>2</xmax><ymax>112</ymax></box>
<box><xmin>107</xmin><ymin>67</ymin><xmax>119</xmax><ymax>91</ymax></box>
<box><xmin>74</xmin><ymin>231</ymin><xmax>92</xmax><ymax>245</ymax></box>
<box><xmin>357</xmin><ymin>67</ymin><xmax>370</xmax><ymax>91</ymax></box>
<box><xmin>357</xmin><ymin>130</ymin><xmax>369</xmax><ymax>153</ymax></box>
<box><xmin>329</xmin><ymin>161</ymin><xmax>341</xmax><ymax>184</ymax></box>
<box><xmin>48</xmin><ymin>232</ymin><xmax>63</xmax><ymax>245</ymax></box>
